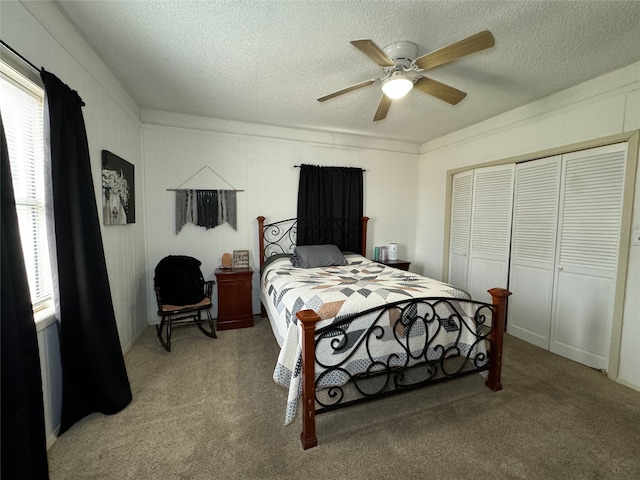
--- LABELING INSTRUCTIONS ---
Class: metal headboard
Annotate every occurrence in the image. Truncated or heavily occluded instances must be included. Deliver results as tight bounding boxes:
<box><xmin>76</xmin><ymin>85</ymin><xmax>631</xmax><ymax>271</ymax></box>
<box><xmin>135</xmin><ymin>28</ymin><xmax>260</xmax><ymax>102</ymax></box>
<box><xmin>257</xmin><ymin>216</ymin><xmax>369</xmax><ymax>269</ymax></box>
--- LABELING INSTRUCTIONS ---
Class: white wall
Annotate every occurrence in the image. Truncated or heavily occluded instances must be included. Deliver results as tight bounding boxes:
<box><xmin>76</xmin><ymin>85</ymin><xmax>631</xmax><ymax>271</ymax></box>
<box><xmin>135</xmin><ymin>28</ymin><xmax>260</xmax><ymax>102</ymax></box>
<box><xmin>1</xmin><ymin>0</ymin><xmax>148</xmax><ymax>446</ymax></box>
<box><xmin>416</xmin><ymin>62</ymin><xmax>640</xmax><ymax>390</ymax></box>
<box><xmin>142</xmin><ymin>110</ymin><xmax>420</xmax><ymax>318</ymax></box>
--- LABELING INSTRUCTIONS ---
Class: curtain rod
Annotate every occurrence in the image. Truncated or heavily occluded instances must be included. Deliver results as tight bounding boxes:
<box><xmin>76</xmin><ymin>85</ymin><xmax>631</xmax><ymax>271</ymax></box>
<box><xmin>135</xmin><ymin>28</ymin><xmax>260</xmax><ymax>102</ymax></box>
<box><xmin>1</xmin><ymin>40</ymin><xmax>40</xmax><ymax>73</ymax></box>
<box><xmin>294</xmin><ymin>164</ymin><xmax>366</xmax><ymax>171</ymax></box>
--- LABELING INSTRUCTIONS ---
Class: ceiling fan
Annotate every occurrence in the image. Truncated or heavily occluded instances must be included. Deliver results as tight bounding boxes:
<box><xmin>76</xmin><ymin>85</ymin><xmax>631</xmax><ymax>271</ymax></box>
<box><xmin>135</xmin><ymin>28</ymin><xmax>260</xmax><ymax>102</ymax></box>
<box><xmin>317</xmin><ymin>31</ymin><xmax>495</xmax><ymax>121</ymax></box>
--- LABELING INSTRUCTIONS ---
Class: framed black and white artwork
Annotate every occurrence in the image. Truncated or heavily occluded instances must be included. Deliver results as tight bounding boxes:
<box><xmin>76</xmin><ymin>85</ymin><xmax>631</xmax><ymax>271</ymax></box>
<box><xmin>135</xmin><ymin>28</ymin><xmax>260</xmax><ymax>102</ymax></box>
<box><xmin>101</xmin><ymin>150</ymin><xmax>135</xmax><ymax>225</ymax></box>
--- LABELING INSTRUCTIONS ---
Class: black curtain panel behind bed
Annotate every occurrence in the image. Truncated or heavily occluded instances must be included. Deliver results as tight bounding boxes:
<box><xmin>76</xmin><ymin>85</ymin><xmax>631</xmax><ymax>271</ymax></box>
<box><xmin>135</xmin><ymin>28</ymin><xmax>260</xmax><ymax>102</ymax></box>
<box><xmin>296</xmin><ymin>164</ymin><xmax>363</xmax><ymax>252</ymax></box>
<box><xmin>40</xmin><ymin>70</ymin><xmax>132</xmax><ymax>435</ymax></box>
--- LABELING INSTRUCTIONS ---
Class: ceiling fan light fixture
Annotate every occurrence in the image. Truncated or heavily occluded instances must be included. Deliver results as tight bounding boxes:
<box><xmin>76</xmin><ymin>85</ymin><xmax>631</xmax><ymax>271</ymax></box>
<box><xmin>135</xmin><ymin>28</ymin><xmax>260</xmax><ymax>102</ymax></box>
<box><xmin>382</xmin><ymin>71</ymin><xmax>413</xmax><ymax>99</ymax></box>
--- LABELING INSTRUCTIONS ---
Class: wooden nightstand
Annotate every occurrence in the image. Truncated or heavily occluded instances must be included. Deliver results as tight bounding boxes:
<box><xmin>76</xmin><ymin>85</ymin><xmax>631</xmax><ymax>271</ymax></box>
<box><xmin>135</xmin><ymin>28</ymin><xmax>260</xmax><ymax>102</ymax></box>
<box><xmin>375</xmin><ymin>259</ymin><xmax>411</xmax><ymax>271</ymax></box>
<box><xmin>214</xmin><ymin>267</ymin><xmax>253</xmax><ymax>330</ymax></box>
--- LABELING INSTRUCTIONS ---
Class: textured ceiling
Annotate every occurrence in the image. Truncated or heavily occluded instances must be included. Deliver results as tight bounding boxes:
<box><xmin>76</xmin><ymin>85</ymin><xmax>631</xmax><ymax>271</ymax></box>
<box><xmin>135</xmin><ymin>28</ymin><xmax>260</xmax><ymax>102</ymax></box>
<box><xmin>54</xmin><ymin>0</ymin><xmax>640</xmax><ymax>145</ymax></box>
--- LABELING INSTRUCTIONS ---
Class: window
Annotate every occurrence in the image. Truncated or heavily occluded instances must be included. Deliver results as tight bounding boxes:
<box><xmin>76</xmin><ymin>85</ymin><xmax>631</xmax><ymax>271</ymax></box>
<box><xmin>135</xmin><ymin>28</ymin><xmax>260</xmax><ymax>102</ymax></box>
<box><xmin>1</xmin><ymin>61</ymin><xmax>53</xmax><ymax>318</ymax></box>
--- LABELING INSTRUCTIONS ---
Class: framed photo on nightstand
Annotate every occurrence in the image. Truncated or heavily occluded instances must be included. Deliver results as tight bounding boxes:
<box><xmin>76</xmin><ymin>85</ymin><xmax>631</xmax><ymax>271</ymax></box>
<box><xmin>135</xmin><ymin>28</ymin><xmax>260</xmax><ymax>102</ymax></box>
<box><xmin>232</xmin><ymin>250</ymin><xmax>249</xmax><ymax>269</ymax></box>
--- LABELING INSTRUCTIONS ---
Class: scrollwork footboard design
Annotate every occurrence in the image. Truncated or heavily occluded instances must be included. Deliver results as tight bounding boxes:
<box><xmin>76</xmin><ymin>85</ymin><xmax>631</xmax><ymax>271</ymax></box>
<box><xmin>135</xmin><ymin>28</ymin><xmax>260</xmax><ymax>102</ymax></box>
<box><xmin>297</xmin><ymin>288</ymin><xmax>511</xmax><ymax>450</ymax></box>
<box><xmin>313</xmin><ymin>298</ymin><xmax>494</xmax><ymax>412</ymax></box>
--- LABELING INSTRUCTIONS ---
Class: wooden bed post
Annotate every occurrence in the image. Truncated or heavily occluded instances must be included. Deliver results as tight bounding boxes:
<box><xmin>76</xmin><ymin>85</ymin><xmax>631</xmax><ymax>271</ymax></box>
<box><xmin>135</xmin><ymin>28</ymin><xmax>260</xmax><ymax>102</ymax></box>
<box><xmin>485</xmin><ymin>288</ymin><xmax>512</xmax><ymax>391</ymax></box>
<box><xmin>257</xmin><ymin>216</ymin><xmax>267</xmax><ymax>317</ymax></box>
<box><xmin>360</xmin><ymin>216</ymin><xmax>369</xmax><ymax>257</ymax></box>
<box><xmin>257</xmin><ymin>216</ymin><xmax>265</xmax><ymax>270</ymax></box>
<box><xmin>296</xmin><ymin>309</ymin><xmax>322</xmax><ymax>450</ymax></box>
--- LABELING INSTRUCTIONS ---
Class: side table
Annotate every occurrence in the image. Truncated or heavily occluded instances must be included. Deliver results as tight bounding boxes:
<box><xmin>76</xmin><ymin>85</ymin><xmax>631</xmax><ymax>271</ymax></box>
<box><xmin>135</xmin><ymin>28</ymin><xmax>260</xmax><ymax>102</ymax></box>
<box><xmin>214</xmin><ymin>267</ymin><xmax>253</xmax><ymax>330</ymax></box>
<box><xmin>374</xmin><ymin>259</ymin><xmax>411</xmax><ymax>271</ymax></box>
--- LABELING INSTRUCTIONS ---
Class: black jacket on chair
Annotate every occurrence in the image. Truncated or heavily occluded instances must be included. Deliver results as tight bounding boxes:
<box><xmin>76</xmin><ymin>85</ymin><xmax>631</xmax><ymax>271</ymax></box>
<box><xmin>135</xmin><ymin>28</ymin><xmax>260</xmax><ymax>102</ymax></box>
<box><xmin>154</xmin><ymin>255</ymin><xmax>205</xmax><ymax>306</ymax></box>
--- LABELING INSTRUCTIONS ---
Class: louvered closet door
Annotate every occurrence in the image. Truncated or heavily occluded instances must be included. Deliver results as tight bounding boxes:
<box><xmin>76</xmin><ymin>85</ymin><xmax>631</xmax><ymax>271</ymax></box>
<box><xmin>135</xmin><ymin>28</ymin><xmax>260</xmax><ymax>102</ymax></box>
<box><xmin>550</xmin><ymin>143</ymin><xmax>627</xmax><ymax>370</ymax></box>
<box><xmin>467</xmin><ymin>164</ymin><xmax>515</xmax><ymax>302</ymax></box>
<box><xmin>507</xmin><ymin>156</ymin><xmax>561</xmax><ymax>349</ymax></box>
<box><xmin>448</xmin><ymin>170</ymin><xmax>473</xmax><ymax>290</ymax></box>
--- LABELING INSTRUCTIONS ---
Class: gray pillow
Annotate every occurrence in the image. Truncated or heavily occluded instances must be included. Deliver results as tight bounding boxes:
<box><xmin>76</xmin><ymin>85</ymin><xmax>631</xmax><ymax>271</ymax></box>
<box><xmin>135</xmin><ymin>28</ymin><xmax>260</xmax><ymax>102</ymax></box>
<box><xmin>291</xmin><ymin>245</ymin><xmax>347</xmax><ymax>268</ymax></box>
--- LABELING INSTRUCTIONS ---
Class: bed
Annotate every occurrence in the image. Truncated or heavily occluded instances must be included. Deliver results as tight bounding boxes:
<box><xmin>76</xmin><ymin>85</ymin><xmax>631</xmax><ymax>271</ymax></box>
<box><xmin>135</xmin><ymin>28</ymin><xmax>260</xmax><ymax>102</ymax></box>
<box><xmin>257</xmin><ymin>215</ymin><xmax>510</xmax><ymax>449</ymax></box>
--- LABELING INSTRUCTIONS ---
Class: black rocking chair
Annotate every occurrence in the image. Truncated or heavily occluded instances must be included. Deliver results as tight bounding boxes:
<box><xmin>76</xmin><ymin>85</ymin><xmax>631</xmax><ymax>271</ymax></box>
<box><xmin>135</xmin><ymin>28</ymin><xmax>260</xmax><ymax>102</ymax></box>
<box><xmin>154</xmin><ymin>255</ymin><xmax>217</xmax><ymax>351</ymax></box>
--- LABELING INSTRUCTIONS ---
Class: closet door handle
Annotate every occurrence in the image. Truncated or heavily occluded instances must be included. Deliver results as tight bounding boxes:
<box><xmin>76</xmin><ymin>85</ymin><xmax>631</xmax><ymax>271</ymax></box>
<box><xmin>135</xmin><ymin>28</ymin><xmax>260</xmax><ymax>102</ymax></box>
<box><xmin>557</xmin><ymin>266</ymin><xmax>564</xmax><ymax>271</ymax></box>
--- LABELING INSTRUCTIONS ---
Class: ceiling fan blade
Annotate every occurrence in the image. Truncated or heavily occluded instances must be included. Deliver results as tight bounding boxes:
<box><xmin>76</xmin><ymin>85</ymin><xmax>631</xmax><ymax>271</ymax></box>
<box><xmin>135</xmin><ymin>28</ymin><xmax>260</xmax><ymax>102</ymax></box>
<box><xmin>350</xmin><ymin>39</ymin><xmax>395</xmax><ymax>67</ymax></box>
<box><xmin>373</xmin><ymin>94</ymin><xmax>392</xmax><ymax>121</ymax></box>
<box><xmin>317</xmin><ymin>79</ymin><xmax>375</xmax><ymax>102</ymax></box>
<box><xmin>415</xmin><ymin>30</ymin><xmax>495</xmax><ymax>71</ymax></box>
<box><xmin>414</xmin><ymin>77</ymin><xmax>467</xmax><ymax>105</ymax></box>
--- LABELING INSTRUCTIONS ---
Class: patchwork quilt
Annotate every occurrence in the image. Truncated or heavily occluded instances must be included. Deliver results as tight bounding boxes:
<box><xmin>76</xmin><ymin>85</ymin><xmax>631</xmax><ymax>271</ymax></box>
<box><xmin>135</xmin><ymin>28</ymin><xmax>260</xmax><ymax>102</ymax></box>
<box><xmin>260</xmin><ymin>254</ymin><xmax>482</xmax><ymax>425</ymax></box>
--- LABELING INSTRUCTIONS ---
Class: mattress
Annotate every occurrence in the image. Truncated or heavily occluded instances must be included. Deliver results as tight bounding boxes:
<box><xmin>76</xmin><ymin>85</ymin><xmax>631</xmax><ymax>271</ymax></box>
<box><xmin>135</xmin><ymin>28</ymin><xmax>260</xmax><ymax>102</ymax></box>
<box><xmin>260</xmin><ymin>253</ymin><xmax>484</xmax><ymax>424</ymax></box>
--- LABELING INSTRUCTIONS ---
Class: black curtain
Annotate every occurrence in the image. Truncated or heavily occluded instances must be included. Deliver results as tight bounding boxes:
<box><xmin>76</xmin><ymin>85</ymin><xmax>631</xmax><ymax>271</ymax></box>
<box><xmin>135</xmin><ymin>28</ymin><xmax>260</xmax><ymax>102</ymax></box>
<box><xmin>296</xmin><ymin>164</ymin><xmax>363</xmax><ymax>252</ymax></box>
<box><xmin>40</xmin><ymin>70</ymin><xmax>131</xmax><ymax>434</ymax></box>
<box><xmin>1</xmin><ymin>116</ymin><xmax>50</xmax><ymax>478</ymax></box>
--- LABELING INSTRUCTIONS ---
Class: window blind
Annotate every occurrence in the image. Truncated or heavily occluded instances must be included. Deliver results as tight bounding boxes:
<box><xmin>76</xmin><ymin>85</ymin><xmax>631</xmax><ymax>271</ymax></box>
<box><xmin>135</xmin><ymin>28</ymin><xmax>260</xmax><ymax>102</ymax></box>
<box><xmin>1</xmin><ymin>69</ymin><xmax>52</xmax><ymax>310</ymax></box>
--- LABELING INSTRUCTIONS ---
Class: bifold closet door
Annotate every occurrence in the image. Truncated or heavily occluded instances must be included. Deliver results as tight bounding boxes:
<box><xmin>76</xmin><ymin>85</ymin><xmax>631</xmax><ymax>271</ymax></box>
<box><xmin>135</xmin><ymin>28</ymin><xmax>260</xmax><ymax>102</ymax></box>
<box><xmin>467</xmin><ymin>164</ymin><xmax>514</xmax><ymax>301</ymax></box>
<box><xmin>507</xmin><ymin>156</ymin><xmax>561</xmax><ymax>349</ymax></box>
<box><xmin>448</xmin><ymin>170</ymin><xmax>473</xmax><ymax>291</ymax></box>
<box><xmin>550</xmin><ymin>143</ymin><xmax>627</xmax><ymax>370</ymax></box>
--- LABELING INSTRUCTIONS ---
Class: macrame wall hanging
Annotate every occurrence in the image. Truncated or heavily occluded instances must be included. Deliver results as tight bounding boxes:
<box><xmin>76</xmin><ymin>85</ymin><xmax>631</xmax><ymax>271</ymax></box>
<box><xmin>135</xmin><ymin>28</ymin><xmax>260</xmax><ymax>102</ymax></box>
<box><xmin>167</xmin><ymin>166</ymin><xmax>243</xmax><ymax>234</ymax></box>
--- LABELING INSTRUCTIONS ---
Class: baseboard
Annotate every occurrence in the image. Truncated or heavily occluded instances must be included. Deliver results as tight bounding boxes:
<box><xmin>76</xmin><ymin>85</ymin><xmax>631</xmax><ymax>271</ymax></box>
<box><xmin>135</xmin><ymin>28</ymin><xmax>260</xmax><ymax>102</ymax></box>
<box><xmin>616</xmin><ymin>377</ymin><xmax>640</xmax><ymax>393</ymax></box>
<box><xmin>121</xmin><ymin>324</ymin><xmax>149</xmax><ymax>356</ymax></box>
<box><xmin>46</xmin><ymin>425</ymin><xmax>60</xmax><ymax>450</ymax></box>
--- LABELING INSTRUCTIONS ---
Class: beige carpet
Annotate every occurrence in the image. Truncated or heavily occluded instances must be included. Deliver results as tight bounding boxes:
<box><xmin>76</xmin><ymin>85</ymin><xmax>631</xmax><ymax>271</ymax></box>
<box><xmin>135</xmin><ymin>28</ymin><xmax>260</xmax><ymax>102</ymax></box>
<box><xmin>47</xmin><ymin>316</ymin><xmax>640</xmax><ymax>479</ymax></box>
